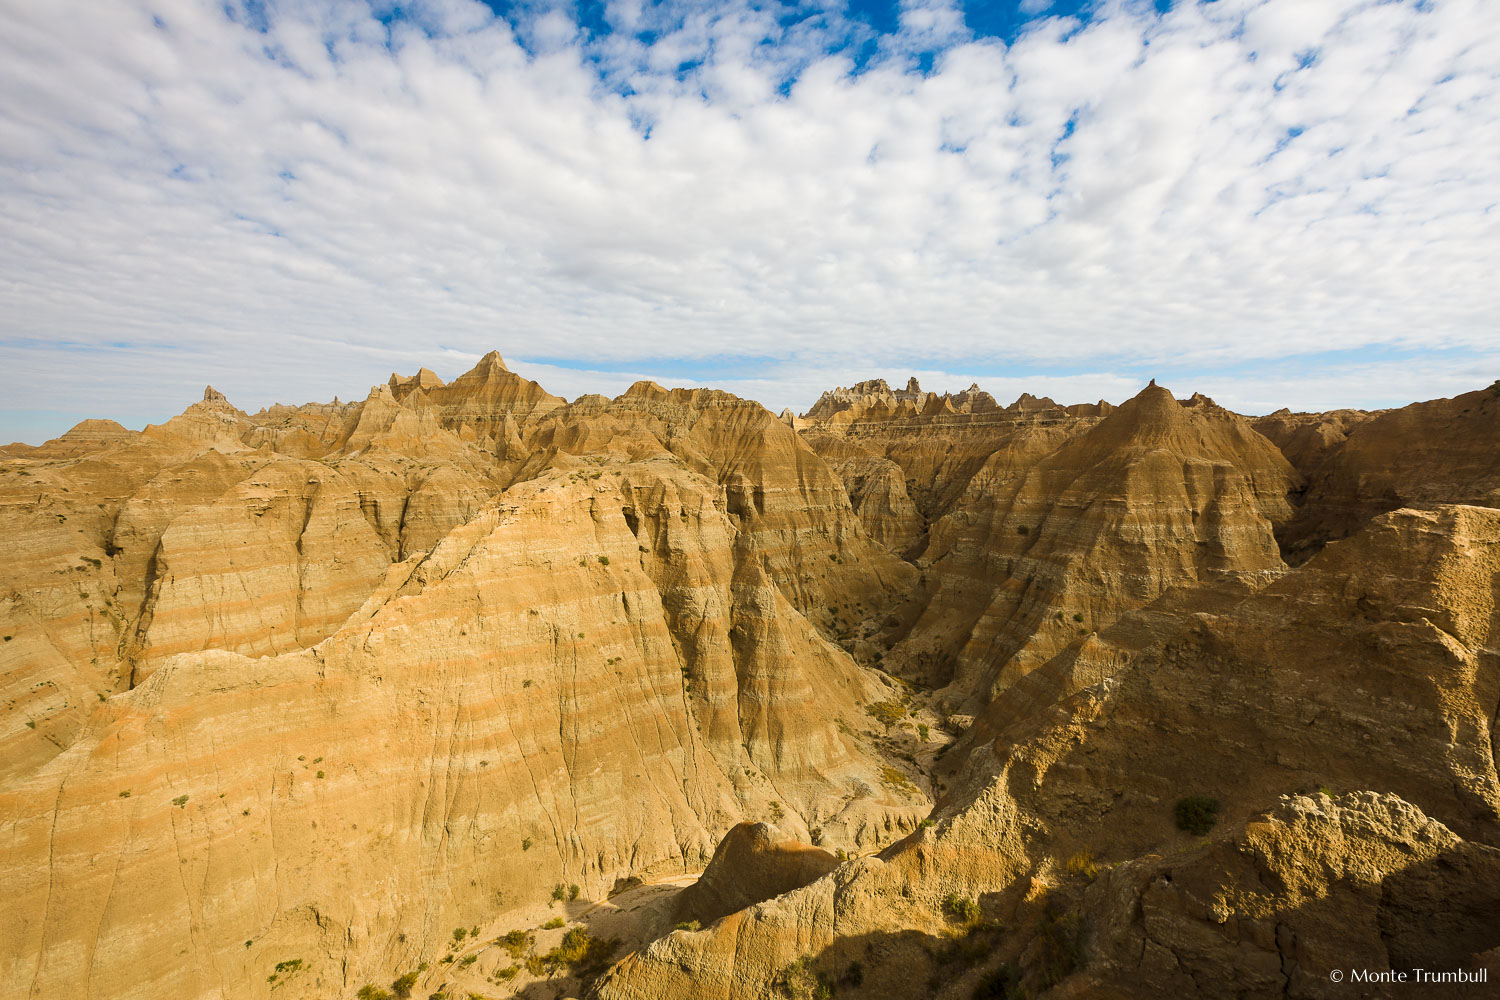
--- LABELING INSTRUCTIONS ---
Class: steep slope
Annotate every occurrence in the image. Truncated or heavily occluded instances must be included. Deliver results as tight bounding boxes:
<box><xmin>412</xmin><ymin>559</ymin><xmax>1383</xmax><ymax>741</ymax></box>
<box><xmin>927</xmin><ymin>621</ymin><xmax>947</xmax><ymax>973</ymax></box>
<box><xmin>592</xmin><ymin>503</ymin><xmax>1500</xmax><ymax>1000</ymax></box>
<box><xmin>0</xmin><ymin>356</ymin><xmax>933</xmax><ymax>1000</ymax></box>
<box><xmin>799</xmin><ymin>379</ymin><xmax>1110</xmax><ymax>556</ymax></box>
<box><xmin>0</xmin><ymin>462</ymin><xmax>928</xmax><ymax>1000</ymax></box>
<box><xmin>1279</xmin><ymin>381</ymin><xmax>1500</xmax><ymax>563</ymax></box>
<box><xmin>886</xmin><ymin>384</ymin><xmax>1297</xmax><ymax>704</ymax></box>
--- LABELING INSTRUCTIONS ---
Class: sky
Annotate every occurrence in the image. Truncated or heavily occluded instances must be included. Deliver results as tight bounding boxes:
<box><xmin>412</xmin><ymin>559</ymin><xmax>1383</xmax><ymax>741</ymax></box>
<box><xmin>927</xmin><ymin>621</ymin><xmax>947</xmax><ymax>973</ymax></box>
<box><xmin>1</xmin><ymin>0</ymin><xmax>1498</xmax><ymax>442</ymax></box>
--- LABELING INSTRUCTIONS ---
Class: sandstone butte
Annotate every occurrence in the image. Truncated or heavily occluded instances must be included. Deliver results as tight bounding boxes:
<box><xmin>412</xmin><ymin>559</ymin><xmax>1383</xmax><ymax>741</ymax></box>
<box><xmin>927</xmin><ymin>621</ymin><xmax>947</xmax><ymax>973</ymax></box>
<box><xmin>0</xmin><ymin>356</ymin><xmax>1497</xmax><ymax>1000</ymax></box>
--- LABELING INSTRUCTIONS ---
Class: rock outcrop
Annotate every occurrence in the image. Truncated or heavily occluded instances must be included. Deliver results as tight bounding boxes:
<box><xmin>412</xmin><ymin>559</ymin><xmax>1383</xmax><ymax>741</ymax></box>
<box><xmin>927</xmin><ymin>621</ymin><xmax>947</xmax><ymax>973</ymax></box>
<box><xmin>0</xmin><ymin>354</ymin><xmax>930</xmax><ymax>1000</ymax></box>
<box><xmin>593</xmin><ymin>502</ymin><xmax>1500</xmax><ymax>1000</ymax></box>
<box><xmin>4</xmin><ymin>361</ymin><xmax>1499</xmax><ymax>1000</ymax></box>
<box><xmin>674</xmin><ymin>822</ymin><xmax>840</xmax><ymax>928</ymax></box>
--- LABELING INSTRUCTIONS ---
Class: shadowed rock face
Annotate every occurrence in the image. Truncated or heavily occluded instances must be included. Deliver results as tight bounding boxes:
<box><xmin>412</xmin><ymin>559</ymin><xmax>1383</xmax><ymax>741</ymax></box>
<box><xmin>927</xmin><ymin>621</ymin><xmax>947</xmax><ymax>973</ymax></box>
<box><xmin>2</xmin><ymin>362</ymin><xmax>1498</xmax><ymax>1000</ymax></box>
<box><xmin>591</xmin><ymin>503</ymin><xmax>1500</xmax><ymax>1000</ymax></box>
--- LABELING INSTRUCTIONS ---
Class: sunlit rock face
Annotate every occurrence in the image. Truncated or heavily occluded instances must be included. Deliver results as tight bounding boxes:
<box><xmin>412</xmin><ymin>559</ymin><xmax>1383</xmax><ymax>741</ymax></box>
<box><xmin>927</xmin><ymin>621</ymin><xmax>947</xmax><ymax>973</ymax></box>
<box><xmin>3</xmin><ymin>363</ymin><xmax>1498</xmax><ymax>1000</ymax></box>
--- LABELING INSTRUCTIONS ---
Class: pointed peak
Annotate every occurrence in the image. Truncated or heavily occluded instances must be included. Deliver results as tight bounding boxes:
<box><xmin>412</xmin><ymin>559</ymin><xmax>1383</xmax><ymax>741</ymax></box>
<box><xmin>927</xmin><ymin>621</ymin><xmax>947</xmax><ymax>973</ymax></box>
<box><xmin>203</xmin><ymin>385</ymin><xmax>229</xmax><ymax>404</ymax></box>
<box><xmin>905</xmin><ymin>376</ymin><xmax>922</xmax><ymax>394</ymax></box>
<box><xmin>475</xmin><ymin>350</ymin><xmax>508</xmax><ymax>372</ymax></box>
<box><xmin>622</xmin><ymin>380</ymin><xmax>668</xmax><ymax>399</ymax></box>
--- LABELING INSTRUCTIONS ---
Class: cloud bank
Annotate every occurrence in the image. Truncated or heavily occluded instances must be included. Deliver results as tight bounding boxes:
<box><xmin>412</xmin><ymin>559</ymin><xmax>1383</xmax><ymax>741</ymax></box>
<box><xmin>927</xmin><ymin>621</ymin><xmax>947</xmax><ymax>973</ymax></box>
<box><xmin>1</xmin><ymin>0</ymin><xmax>1497</xmax><ymax>439</ymax></box>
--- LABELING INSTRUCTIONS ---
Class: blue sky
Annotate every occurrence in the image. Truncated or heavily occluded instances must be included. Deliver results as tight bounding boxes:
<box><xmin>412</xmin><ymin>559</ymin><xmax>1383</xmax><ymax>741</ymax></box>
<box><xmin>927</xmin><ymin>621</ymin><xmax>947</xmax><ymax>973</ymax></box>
<box><xmin>1</xmin><ymin>0</ymin><xmax>1498</xmax><ymax>443</ymax></box>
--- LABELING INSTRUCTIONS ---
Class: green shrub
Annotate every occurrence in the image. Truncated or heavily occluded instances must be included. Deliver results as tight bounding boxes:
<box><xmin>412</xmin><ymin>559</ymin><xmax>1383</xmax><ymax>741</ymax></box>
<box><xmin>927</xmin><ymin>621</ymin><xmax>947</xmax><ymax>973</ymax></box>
<box><xmin>864</xmin><ymin>700</ymin><xmax>906</xmax><ymax>729</ymax></box>
<box><xmin>458</xmin><ymin>955</ymin><xmax>476</xmax><ymax>968</ymax></box>
<box><xmin>452</xmin><ymin>927</ymin><xmax>467</xmax><ymax>943</ymax></box>
<box><xmin>1016</xmin><ymin>525</ymin><xmax>1028</xmax><ymax>535</ymax></box>
<box><xmin>356</xmin><ymin>987</ymin><xmax>391</xmax><ymax>1000</ymax></box>
<box><xmin>1072</xmin><ymin>613</ymin><xmax>1083</xmax><ymax>623</ymax></box>
<box><xmin>1174</xmin><ymin>796</ymin><xmax>1220</xmax><ymax>836</ymax></box>
<box><xmin>945</xmin><ymin>893</ymin><xmax>981</xmax><ymax>925</ymax></box>
<box><xmin>775</xmin><ymin>957</ymin><xmax>832</xmax><ymax>1000</ymax></box>
<box><xmin>172</xmin><ymin>794</ymin><xmax>188</xmax><ymax>807</ymax></box>
<box><xmin>393</xmin><ymin>972</ymin><xmax>419</xmax><ymax>997</ymax></box>
<box><xmin>597</xmin><ymin>555</ymin><xmax>610</xmax><ymax>565</ymax></box>
<box><xmin>674</xmin><ymin>920</ymin><xmax>701</xmax><ymax>932</ymax></box>
<box><xmin>498</xmin><ymin>930</ymin><xmax>532</xmax><ymax>958</ymax></box>
<box><xmin>537</xmin><ymin>928</ymin><xmax>617</xmax><ymax>974</ymax></box>
<box><xmin>542</xmin><ymin>917</ymin><xmax>565</xmax><ymax>929</ymax></box>
<box><xmin>551</xmin><ymin>883</ymin><xmax>567</xmax><ymax>902</ymax></box>
<box><xmin>567</xmin><ymin>884</ymin><xmax>580</xmax><ymax>902</ymax></box>
<box><xmin>493</xmin><ymin>965</ymin><xmax>518</xmax><ymax>981</ymax></box>
<box><xmin>880</xmin><ymin>766</ymin><xmax>913</xmax><ymax>791</ymax></box>
<box><xmin>521</xmin><ymin>836</ymin><xmax>533</xmax><ymax>851</ymax></box>
<box><xmin>1064</xmin><ymin>851</ymin><xmax>1099</xmax><ymax>881</ymax></box>
<box><xmin>917</xmin><ymin>723</ymin><xmax>929</xmax><ymax>742</ymax></box>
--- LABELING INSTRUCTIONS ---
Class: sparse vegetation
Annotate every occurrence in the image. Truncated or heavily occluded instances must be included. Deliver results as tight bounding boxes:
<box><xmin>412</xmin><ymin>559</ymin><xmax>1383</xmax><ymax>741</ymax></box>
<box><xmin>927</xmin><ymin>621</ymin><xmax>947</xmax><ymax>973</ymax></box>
<box><xmin>880</xmin><ymin>766</ymin><xmax>913</xmax><ymax>791</ymax></box>
<box><xmin>945</xmin><ymin>893</ymin><xmax>982</xmax><ymax>925</ymax></box>
<box><xmin>356</xmin><ymin>987</ymin><xmax>392</xmax><ymax>1000</ymax></box>
<box><xmin>542</xmin><ymin>917</ymin><xmax>565</xmax><ymax>929</ymax></box>
<box><xmin>452</xmin><ymin>927</ymin><xmax>467</xmax><ymax>943</ymax></box>
<box><xmin>119</xmin><ymin>790</ymin><xmax>130</xmax><ymax>798</ymax></box>
<box><xmin>1064</xmin><ymin>851</ymin><xmax>1099</xmax><ymax>881</ymax></box>
<box><xmin>917</xmin><ymin>723</ymin><xmax>929</xmax><ymax>741</ymax></box>
<box><xmin>458</xmin><ymin>954</ymin><xmax>476</xmax><ymax>968</ymax></box>
<box><xmin>393</xmin><ymin>972</ymin><xmax>419</xmax><ymax>998</ymax></box>
<box><xmin>864</xmin><ymin>700</ymin><xmax>906</xmax><ymax>729</ymax></box>
<box><xmin>597</xmin><ymin>555</ymin><xmax>609</xmax><ymax>565</ymax></box>
<box><xmin>1174</xmin><ymin>795</ymin><xmax>1220</xmax><ymax>836</ymax></box>
<box><xmin>498</xmin><ymin>930</ymin><xmax>533</xmax><ymax>958</ymax></box>
<box><xmin>551</xmin><ymin>883</ymin><xmax>567</xmax><ymax>902</ymax></box>
<box><xmin>537</xmin><ymin>927</ymin><xmax>618</xmax><ymax>975</ymax></box>
<box><xmin>172</xmin><ymin>794</ymin><xmax>189</xmax><ymax>807</ymax></box>
<box><xmin>674</xmin><ymin>920</ymin><xmax>701</xmax><ymax>931</ymax></box>
<box><xmin>267</xmin><ymin>958</ymin><xmax>304</xmax><ymax>988</ymax></box>
<box><xmin>493</xmin><ymin>965</ymin><xmax>518</xmax><ymax>981</ymax></box>
<box><xmin>775</xmin><ymin>956</ymin><xmax>832</xmax><ymax>1000</ymax></box>
<box><xmin>568</xmin><ymin>883</ymin><xmax>581</xmax><ymax>901</ymax></box>
<box><xmin>521</xmin><ymin>836</ymin><xmax>533</xmax><ymax>851</ymax></box>
<box><xmin>1016</xmin><ymin>525</ymin><xmax>1029</xmax><ymax>535</ymax></box>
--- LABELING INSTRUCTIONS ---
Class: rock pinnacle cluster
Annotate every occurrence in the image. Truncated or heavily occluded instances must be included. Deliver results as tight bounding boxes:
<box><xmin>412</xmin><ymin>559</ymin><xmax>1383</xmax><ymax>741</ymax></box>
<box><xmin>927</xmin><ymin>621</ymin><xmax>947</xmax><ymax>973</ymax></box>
<box><xmin>2</xmin><ymin>356</ymin><xmax>1497</xmax><ymax>1000</ymax></box>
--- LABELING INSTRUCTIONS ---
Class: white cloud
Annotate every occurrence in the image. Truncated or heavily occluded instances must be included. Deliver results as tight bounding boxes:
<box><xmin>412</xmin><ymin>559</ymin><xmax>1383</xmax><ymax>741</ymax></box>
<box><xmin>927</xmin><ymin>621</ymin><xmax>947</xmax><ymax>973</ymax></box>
<box><xmin>1</xmin><ymin>0</ymin><xmax>1498</xmax><ymax>441</ymax></box>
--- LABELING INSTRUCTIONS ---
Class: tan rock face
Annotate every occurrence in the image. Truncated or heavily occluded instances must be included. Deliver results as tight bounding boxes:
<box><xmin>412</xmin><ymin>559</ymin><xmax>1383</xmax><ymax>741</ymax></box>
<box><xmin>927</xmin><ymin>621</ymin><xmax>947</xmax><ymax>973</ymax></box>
<box><xmin>4</xmin><ymin>361</ymin><xmax>1499</xmax><ymax>1000</ymax></box>
<box><xmin>859</xmin><ymin>384</ymin><xmax>1297</xmax><ymax>706</ymax></box>
<box><xmin>674</xmin><ymin>822</ymin><xmax>839</xmax><ymax>928</ymax></box>
<box><xmin>594</xmin><ymin>502</ymin><xmax>1500</xmax><ymax>1000</ymax></box>
<box><xmin>1277</xmin><ymin>381</ymin><xmax>1500</xmax><ymax>562</ymax></box>
<box><xmin>0</xmin><ymin>356</ymin><xmax>933</xmax><ymax>1000</ymax></box>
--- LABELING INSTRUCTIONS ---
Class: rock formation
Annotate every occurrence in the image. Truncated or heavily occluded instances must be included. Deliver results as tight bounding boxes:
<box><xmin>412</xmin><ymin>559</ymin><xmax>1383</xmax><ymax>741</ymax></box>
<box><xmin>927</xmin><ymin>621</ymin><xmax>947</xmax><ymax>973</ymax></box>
<box><xmin>2</xmin><ymin>360</ymin><xmax>1498</xmax><ymax>1000</ymax></box>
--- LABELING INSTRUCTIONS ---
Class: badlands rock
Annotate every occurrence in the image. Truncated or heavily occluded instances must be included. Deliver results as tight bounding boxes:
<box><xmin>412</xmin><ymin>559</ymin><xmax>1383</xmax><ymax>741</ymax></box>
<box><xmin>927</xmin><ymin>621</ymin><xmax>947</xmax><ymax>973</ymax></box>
<box><xmin>674</xmin><ymin>822</ymin><xmax>840</xmax><ymax>927</ymax></box>
<box><xmin>0</xmin><ymin>357</ymin><xmax>933</xmax><ymax>1000</ymax></box>
<box><xmin>1278</xmin><ymin>381</ymin><xmax>1500</xmax><ymax>562</ymax></box>
<box><xmin>3</xmin><ymin>361</ymin><xmax>1499</xmax><ymax>1000</ymax></box>
<box><xmin>594</xmin><ymin>502</ymin><xmax>1500</xmax><ymax>1000</ymax></box>
<box><xmin>885</xmin><ymin>383</ymin><xmax>1297</xmax><ymax>705</ymax></box>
